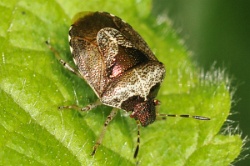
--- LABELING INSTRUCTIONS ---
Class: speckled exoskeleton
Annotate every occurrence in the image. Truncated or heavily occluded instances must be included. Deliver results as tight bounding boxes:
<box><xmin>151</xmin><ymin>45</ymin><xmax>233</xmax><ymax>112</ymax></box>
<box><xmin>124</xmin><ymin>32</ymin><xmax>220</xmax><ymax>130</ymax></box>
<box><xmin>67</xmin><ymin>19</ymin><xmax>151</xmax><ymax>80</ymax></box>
<box><xmin>49</xmin><ymin>11</ymin><xmax>210</xmax><ymax>159</ymax></box>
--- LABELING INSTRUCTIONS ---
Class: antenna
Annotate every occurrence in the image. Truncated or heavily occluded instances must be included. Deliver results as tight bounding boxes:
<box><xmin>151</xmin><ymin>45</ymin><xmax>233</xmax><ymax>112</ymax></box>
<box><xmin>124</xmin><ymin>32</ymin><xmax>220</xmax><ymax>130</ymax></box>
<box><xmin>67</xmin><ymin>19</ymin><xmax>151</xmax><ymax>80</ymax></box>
<box><xmin>157</xmin><ymin>113</ymin><xmax>210</xmax><ymax>120</ymax></box>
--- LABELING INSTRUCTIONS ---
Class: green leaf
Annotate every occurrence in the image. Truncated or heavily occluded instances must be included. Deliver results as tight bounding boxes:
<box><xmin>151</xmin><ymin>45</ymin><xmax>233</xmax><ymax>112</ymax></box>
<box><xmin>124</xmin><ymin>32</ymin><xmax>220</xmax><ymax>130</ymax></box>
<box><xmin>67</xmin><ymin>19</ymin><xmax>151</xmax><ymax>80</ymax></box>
<box><xmin>0</xmin><ymin>0</ymin><xmax>242</xmax><ymax>165</ymax></box>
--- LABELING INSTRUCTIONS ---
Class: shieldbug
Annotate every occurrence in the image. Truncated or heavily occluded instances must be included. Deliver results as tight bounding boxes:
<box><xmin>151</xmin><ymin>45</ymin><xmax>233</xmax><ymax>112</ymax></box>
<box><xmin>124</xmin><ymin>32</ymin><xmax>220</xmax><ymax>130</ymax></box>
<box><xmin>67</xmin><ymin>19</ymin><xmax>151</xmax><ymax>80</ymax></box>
<box><xmin>49</xmin><ymin>11</ymin><xmax>210</xmax><ymax>159</ymax></box>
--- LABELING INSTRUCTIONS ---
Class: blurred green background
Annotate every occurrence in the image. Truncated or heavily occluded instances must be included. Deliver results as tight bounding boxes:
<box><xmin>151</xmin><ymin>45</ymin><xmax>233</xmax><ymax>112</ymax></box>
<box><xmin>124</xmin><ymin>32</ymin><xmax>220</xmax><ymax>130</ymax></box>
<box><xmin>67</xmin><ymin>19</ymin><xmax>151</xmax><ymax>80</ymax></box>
<box><xmin>152</xmin><ymin>0</ymin><xmax>250</xmax><ymax>165</ymax></box>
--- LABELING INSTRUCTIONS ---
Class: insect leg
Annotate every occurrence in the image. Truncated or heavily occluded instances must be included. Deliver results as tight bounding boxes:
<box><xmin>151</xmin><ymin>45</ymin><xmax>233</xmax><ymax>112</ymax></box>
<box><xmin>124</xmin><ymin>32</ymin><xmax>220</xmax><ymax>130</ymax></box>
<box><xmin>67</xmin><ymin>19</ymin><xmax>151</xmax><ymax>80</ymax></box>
<box><xmin>91</xmin><ymin>108</ymin><xmax>118</xmax><ymax>156</ymax></box>
<box><xmin>58</xmin><ymin>100</ymin><xmax>102</xmax><ymax>112</ymax></box>
<box><xmin>46</xmin><ymin>41</ymin><xmax>82</xmax><ymax>77</ymax></box>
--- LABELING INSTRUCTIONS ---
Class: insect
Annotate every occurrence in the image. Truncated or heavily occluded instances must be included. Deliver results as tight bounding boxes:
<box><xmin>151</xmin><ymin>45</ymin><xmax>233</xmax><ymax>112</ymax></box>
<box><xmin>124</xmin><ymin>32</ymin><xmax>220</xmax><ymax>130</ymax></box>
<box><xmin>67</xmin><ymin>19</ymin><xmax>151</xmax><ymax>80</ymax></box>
<box><xmin>48</xmin><ymin>11</ymin><xmax>210</xmax><ymax>159</ymax></box>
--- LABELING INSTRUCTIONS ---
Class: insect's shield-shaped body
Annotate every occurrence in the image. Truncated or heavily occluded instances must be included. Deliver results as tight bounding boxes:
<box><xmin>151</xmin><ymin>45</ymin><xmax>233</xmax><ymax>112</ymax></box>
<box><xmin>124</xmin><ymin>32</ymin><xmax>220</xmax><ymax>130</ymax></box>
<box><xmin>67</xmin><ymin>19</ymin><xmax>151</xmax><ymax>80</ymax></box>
<box><xmin>69</xmin><ymin>12</ymin><xmax>165</xmax><ymax>126</ymax></box>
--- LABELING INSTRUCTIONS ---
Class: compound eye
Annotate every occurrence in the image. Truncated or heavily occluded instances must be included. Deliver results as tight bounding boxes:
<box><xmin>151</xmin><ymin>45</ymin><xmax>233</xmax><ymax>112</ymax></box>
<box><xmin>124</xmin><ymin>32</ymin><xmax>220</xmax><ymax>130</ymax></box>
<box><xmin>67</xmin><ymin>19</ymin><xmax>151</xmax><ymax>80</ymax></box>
<box><xmin>153</xmin><ymin>99</ymin><xmax>161</xmax><ymax>106</ymax></box>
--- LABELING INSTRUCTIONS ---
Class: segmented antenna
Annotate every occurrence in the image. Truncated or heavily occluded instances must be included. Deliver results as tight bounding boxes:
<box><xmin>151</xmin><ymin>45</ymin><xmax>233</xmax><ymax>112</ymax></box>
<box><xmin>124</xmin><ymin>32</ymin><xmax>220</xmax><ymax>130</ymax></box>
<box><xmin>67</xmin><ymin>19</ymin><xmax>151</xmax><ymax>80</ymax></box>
<box><xmin>157</xmin><ymin>113</ymin><xmax>210</xmax><ymax>120</ymax></box>
<box><xmin>133</xmin><ymin>113</ymin><xmax>210</xmax><ymax>159</ymax></box>
<box><xmin>134</xmin><ymin>120</ymin><xmax>141</xmax><ymax>159</ymax></box>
